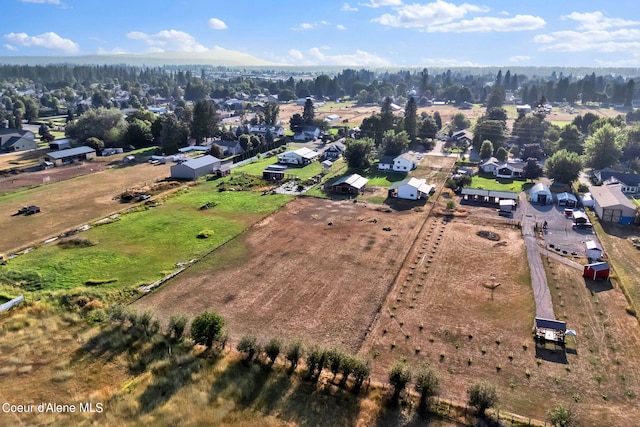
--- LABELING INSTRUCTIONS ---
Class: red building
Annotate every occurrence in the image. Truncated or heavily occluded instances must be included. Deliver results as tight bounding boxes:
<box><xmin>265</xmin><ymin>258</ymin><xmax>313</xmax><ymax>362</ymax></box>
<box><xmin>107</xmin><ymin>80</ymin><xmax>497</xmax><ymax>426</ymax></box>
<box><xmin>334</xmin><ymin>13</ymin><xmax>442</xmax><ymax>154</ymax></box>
<box><xmin>583</xmin><ymin>262</ymin><xmax>610</xmax><ymax>280</ymax></box>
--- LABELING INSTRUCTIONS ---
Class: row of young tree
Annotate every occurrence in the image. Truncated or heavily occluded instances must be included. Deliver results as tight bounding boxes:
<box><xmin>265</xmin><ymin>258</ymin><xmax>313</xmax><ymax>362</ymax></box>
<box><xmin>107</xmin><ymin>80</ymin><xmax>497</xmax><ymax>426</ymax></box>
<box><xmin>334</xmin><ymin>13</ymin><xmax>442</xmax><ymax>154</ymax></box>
<box><xmin>106</xmin><ymin>305</ymin><xmax>576</xmax><ymax>426</ymax></box>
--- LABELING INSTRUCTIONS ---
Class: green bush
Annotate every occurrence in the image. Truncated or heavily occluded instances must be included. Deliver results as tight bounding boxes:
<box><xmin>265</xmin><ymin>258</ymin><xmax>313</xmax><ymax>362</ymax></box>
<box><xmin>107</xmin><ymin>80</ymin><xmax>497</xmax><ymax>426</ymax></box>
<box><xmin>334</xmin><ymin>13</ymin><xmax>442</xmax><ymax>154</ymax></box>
<box><xmin>197</xmin><ymin>229</ymin><xmax>215</xmax><ymax>239</ymax></box>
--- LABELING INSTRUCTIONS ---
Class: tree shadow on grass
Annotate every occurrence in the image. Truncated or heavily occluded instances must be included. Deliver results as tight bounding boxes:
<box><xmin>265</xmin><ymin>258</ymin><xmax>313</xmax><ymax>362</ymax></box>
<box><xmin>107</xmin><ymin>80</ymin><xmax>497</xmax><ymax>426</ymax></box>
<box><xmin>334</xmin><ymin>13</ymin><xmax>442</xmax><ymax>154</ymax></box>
<box><xmin>209</xmin><ymin>359</ymin><xmax>277</xmax><ymax>411</ymax></box>
<box><xmin>137</xmin><ymin>351</ymin><xmax>205</xmax><ymax>414</ymax></box>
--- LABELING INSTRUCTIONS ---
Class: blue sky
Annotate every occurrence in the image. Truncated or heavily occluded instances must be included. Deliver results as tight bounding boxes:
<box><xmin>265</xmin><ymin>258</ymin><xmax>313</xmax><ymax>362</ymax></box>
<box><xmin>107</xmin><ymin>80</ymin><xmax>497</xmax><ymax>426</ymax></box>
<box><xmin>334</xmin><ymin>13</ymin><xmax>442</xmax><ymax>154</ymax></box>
<box><xmin>2</xmin><ymin>0</ymin><xmax>640</xmax><ymax>67</ymax></box>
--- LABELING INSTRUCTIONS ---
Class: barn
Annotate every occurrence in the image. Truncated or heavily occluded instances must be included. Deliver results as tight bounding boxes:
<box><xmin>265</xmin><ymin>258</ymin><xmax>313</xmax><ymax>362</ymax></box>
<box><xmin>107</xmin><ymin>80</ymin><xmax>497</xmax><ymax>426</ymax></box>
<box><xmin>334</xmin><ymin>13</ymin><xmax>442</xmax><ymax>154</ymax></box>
<box><xmin>45</xmin><ymin>146</ymin><xmax>96</xmax><ymax>166</ymax></box>
<box><xmin>591</xmin><ymin>184</ymin><xmax>637</xmax><ymax>225</ymax></box>
<box><xmin>332</xmin><ymin>174</ymin><xmax>368</xmax><ymax>194</ymax></box>
<box><xmin>170</xmin><ymin>155</ymin><xmax>221</xmax><ymax>180</ymax></box>
<box><xmin>583</xmin><ymin>262</ymin><xmax>610</xmax><ymax>280</ymax></box>
<box><xmin>530</xmin><ymin>183</ymin><xmax>552</xmax><ymax>205</ymax></box>
<box><xmin>585</xmin><ymin>240</ymin><xmax>602</xmax><ymax>260</ymax></box>
<box><xmin>388</xmin><ymin>178</ymin><xmax>434</xmax><ymax>200</ymax></box>
<box><xmin>263</xmin><ymin>164</ymin><xmax>287</xmax><ymax>181</ymax></box>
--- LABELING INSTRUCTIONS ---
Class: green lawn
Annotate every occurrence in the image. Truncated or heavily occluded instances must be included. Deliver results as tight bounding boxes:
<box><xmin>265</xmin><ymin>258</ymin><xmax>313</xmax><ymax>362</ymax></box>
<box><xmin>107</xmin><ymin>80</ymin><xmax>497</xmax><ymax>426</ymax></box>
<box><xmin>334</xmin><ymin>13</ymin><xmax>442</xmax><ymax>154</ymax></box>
<box><xmin>361</xmin><ymin>169</ymin><xmax>407</xmax><ymax>187</ymax></box>
<box><xmin>234</xmin><ymin>155</ymin><xmax>325</xmax><ymax>181</ymax></box>
<box><xmin>0</xmin><ymin>184</ymin><xmax>291</xmax><ymax>300</ymax></box>
<box><xmin>469</xmin><ymin>175</ymin><xmax>526</xmax><ymax>192</ymax></box>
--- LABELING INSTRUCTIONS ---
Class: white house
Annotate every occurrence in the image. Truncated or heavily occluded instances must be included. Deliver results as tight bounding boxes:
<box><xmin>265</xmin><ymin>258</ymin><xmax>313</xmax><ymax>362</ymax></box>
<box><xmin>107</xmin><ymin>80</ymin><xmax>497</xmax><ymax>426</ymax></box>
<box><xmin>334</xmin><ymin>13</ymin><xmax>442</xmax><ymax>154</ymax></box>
<box><xmin>249</xmin><ymin>125</ymin><xmax>285</xmax><ymax>138</ymax></box>
<box><xmin>378</xmin><ymin>155</ymin><xmax>395</xmax><ymax>170</ymax></box>
<box><xmin>479</xmin><ymin>157</ymin><xmax>500</xmax><ymax>174</ymax></box>
<box><xmin>293</xmin><ymin>126</ymin><xmax>320</xmax><ymax>141</ymax></box>
<box><xmin>170</xmin><ymin>155</ymin><xmax>221</xmax><ymax>180</ymax></box>
<box><xmin>277</xmin><ymin>147</ymin><xmax>319</xmax><ymax>165</ymax></box>
<box><xmin>393</xmin><ymin>153</ymin><xmax>417</xmax><ymax>172</ymax></box>
<box><xmin>389</xmin><ymin>178</ymin><xmax>434</xmax><ymax>200</ymax></box>
<box><xmin>530</xmin><ymin>183</ymin><xmax>552</xmax><ymax>204</ymax></box>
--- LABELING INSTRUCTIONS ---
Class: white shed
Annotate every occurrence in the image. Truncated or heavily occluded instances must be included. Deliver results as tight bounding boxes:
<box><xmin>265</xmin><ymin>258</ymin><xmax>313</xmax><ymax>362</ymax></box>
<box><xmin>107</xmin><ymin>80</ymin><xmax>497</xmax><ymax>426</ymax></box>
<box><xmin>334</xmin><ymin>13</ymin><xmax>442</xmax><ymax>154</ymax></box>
<box><xmin>581</xmin><ymin>192</ymin><xmax>594</xmax><ymax>208</ymax></box>
<box><xmin>530</xmin><ymin>183</ymin><xmax>552</xmax><ymax>205</ymax></box>
<box><xmin>585</xmin><ymin>240</ymin><xmax>603</xmax><ymax>260</ymax></box>
<box><xmin>389</xmin><ymin>178</ymin><xmax>433</xmax><ymax>200</ymax></box>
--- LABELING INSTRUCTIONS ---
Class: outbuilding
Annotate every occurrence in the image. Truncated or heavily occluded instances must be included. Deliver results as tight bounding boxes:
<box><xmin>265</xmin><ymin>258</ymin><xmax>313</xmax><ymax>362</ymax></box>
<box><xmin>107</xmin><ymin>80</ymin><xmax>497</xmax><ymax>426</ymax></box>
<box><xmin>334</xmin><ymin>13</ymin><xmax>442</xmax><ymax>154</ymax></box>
<box><xmin>585</xmin><ymin>240</ymin><xmax>603</xmax><ymax>260</ymax></box>
<box><xmin>581</xmin><ymin>192</ymin><xmax>594</xmax><ymax>208</ymax></box>
<box><xmin>49</xmin><ymin>138</ymin><xmax>71</xmax><ymax>150</ymax></box>
<box><xmin>170</xmin><ymin>155</ymin><xmax>221</xmax><ymax>180</ymax></box>
<box><xmin>332</xmin><ymin>173</ymin><xmax>368</xmax><ymax>194</ymax></box>
<box><xmin>263</xmin><ymin>164</ymin><xmax>287</xmax><ymax>181</ymax></box>
<box><xmin>583</xmin><ymin>262</ymin><xmax>610</xmax><ymax>280</ymax></box>
<box><xmin>388</xmin><ymin>177</ymin><xmax>434</xmax><ymax>200</ymax></box>
<box><xmin>591</xmin><ymin>184</ymin><xmax>637</xmax><ymax>225</ymax></box>
<box><xmin>557</xmin><ymin>192</ymin><xmax>577</xmax><ymax>207</ymax></box>
<box><xmin>278</xmin><ymin>147</ymin><xmax>319</xmax><ymax>165</ymax></box>
<box><xmin>45</xmin><ymin>146</ymin><xmax>96</xmax><ymax>166</ymax></box>
<box><xmin>530</xmin><ymin>183</ymin><xmax>552</xmax><ymax>205</ymax></box>
<box><xmin>534</xmin><ymin>317</ymin><xmax>566</xmax><ymax>343</ymax></box>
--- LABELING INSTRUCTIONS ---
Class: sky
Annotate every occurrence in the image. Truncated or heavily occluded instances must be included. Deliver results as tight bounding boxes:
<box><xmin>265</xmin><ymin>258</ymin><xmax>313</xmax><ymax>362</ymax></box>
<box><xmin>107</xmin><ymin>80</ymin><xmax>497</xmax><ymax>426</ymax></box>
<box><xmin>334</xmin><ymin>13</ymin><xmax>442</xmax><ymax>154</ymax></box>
<box><xmin>2</xmin><ymin>0</ymin><xmax>640</xmax><ymax>67</ymax></box>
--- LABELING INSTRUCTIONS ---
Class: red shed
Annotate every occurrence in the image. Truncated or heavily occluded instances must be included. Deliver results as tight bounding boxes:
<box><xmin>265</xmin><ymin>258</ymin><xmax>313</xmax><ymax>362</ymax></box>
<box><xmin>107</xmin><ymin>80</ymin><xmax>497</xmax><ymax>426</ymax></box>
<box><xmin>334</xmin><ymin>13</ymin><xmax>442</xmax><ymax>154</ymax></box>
<box><xmin>583</xmin><ymin>262</ymin><xmax>610</xmax><ymax>280</ymax></box>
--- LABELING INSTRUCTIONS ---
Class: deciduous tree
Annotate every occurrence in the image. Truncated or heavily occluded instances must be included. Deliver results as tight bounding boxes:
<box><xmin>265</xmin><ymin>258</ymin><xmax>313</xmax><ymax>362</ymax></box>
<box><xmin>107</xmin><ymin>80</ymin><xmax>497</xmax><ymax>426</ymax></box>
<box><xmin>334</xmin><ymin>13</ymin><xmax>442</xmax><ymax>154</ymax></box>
<box><xmin>344</xmin><ymin>137</ymin><xmax>374</xmax><ymax>169</ymax></box>
<box><xmin>583</xmin><ymin>123</ymin><xmax>624</xmax><ymax>169</ymax></box>
<box><xmin>190</xmin><ymin>311</ymin><xmax>225</xmax><ymax>350</ymax></box>
<box><xmin>467</xmin><ymin>381</ymin><xmax>498</xmax><ymax>416</ymax></box>
<box><xmin>545</xmin><ymin>149</ymin><xmax>582</xmax><ymax>184</ymax></box>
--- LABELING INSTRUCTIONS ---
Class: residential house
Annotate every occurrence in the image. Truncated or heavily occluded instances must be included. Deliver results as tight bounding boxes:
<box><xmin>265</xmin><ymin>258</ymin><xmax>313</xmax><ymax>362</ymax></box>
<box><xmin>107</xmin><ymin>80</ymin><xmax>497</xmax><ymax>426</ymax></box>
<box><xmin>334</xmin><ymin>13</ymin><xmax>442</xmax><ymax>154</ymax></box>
<box><xmin>393</xmin><ymin>153</ymin><xmax>417</xmax><ymax>172</ymax></box>
<box><xmin>293</xmin><ymin>126</ymin><xmax>320</xmax><ymax>141</ymax></box>
<box><xmin>322</xmin><ymin>142</ymin><xmax>345</xmax><ymax>160</ymax></box>
<box><xmin>0</xmin><ymin>129</ymin><xmax>37</xmax><ymax>152</ymax></box>
<box><xmin>594</xmin><ymin>170</ymin><xmax>640</xmax><ymax>194</ymax></box>
<box><xmin>277</xmin><ymin>147</ymin><xmax>319</xmax><ymax>165</ymax></box>
<box><xmin>450</xmin><ymin>130</ymin><xmax>473</xmax><ymax>147</ymax></box>
<box><xmin>377</xmin><ymin>155</ymin><xmax>395</xmax><ymax>170</ymax></box>
<box><xmin>215</xmin><ymin>140</ymin><xmax>244</xmax><ymax>157</ymax></box>
<box><xmin>248</xmin><ymin>125</ymin><xmax>285</xmax><ymax>138</ymax></box>
<box><xmin>479</xmin><ymin>157</ymin><xmax>526</xmax><ymax>179</ymax></box>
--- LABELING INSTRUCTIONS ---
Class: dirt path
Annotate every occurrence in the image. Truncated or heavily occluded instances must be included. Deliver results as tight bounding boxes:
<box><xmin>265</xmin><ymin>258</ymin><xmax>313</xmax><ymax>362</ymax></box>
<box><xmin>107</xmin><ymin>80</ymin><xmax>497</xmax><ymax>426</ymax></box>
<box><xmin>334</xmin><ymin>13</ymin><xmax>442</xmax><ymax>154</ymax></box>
<box><xmin>540</xmin><ymin>248</ymin><xmax>584</xmax><ymax>271</ymax></box>
<box><xmin>520</xmin><ymin>193</ymin><xmax>555</xmax><ymax>319</ymax></box>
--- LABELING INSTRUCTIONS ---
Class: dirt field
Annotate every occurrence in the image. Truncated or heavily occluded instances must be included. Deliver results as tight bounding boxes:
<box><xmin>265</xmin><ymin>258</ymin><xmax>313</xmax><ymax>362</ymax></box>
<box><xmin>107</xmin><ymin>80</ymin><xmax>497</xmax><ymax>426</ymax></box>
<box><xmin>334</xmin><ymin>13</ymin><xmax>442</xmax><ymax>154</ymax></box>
<box><xmin>0</xmin><ymin>161</ymin><xmax>172</xmax><ymax>254</ymax></box>
<box><xmin>0</xmin><ymin>161</ymin><xmax>108</xmax><ymax>194</ymax></box>
<box><xmin>134</xmin><ymin>196</ymin><xmax>429</xmax><ymax>351</ymax></box>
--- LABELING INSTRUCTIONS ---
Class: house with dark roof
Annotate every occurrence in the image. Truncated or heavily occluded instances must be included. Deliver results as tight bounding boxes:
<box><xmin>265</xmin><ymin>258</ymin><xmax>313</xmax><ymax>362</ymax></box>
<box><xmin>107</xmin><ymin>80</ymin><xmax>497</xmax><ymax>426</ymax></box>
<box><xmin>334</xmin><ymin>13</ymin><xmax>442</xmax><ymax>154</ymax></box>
<box><xmin>0</xmin><ymin>129</ymin><xmax>37</xmax><ymax>152</ymax></box>
<box><xmin>215</xmin><ymin>140</ymin><xmax>244</xmax><ymax>157</ymax></box>
<box><xmin>293</xmin><ymin>126</ymin><xmax>320</xmax><ymax>142</ymax></box>
<box><xmin>377</xmin><ymin>155</ymin><xmax>395</xmax><ymax>170</ymax></box>
<box><xmin>322</xmin><ymin>142</ymin><xmax>345</xmax><ymax>160</ymax></box>
<box><xmin>594</xmin><ymin>170</ymin><xmax>640</xmax><ymax>194</ymax></box>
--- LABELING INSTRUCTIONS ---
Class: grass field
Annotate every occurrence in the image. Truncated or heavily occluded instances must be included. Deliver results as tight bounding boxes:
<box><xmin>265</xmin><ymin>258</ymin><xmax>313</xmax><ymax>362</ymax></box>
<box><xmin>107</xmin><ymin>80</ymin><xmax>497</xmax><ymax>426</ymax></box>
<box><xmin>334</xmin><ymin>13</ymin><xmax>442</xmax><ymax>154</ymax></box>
<box><xmin>470</xmin><ymin>175</ymin><xmax>527</xmax><ymax>192</ymax></box>
<box><xmin>0</xmin><ymin>183</ymin><xmax>291</xmax><ymax>300</ymax></box>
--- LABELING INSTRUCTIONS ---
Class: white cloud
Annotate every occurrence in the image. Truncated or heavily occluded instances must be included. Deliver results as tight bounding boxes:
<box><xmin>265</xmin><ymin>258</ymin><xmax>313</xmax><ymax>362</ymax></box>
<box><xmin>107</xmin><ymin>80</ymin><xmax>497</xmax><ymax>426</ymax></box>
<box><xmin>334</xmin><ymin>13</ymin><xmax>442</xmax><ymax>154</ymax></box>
<box><xmin>418</xmin><ymin>57</ymin><xmax>482</xmax><ymax>67</ymax></box>
<box><xmin>509</xmin><ymin>55</ymin><xmax>531</xmax><ymax>62</ymax></box>
<box><xmin>336</xmin><ymin>24</ymin><xmax>347</xmax><ymax>30</ymax></box>
<box><xmin>534</xmin><ymin>28</ymin><xmax>640</xmax><ymax>53</ymax></box>
<box><xmin>341</xmin><ymin>3</ymin><xmax>358</xmax><ymax>11</ymax></box>
<box><xmin>97</xmin><ymin>47</ymin><xmax>128</xmax><ymax>55</ymax></box>
<box><xmin>3</xmin><ymin>32</ymin><xmax>79</xmax><ymax>53</ymax></box>
<box><xmin>361</xmin><ymin>0</ymin><xmax>403</xmax><ymax>8</ymax></box>
<box><xmin>595</xmin><ymin>58</ymin><xmax>640</xmax><ymax>67</ymax></box>
<box><xmin>284</xmin><ymin>47</ymin><xmax>390</xmax><ymax>66</ymax></box>
<box><xmin>126</xmin><ymin>29</ymin><xmax>207</xmax><ymax>52</ymax></box>
<box><xmin>20</xmin><ymin>0</ymin><xmax>60</xmax><ymax>4</ymax></box>
<box><xmin>372</xmin><ymin>0</ymin><xmax>487</xmax><ymax>28</ymax></box>
<box><xmin>4</xmin><ymin>44</ymin><xmax>18</xmax><ymax>51</ymax></box>
<box><xmin>427</xmin><ymin>14</ymin><xmax>545</xmax><ymax>33</ymax></box>
<box><xmin>291</xmin><ymin>21</ymin><xmax>331</xmax><ymax>31</ymax></box>
<box><xmin>562</xmin><ymin>11</ymin><xmax>640</xmax><ymax>31</ymax></box>
<box><xmin>208</xmin><ymin>18</ymin><xmax>228</xmax><ymax>30</ymax></box>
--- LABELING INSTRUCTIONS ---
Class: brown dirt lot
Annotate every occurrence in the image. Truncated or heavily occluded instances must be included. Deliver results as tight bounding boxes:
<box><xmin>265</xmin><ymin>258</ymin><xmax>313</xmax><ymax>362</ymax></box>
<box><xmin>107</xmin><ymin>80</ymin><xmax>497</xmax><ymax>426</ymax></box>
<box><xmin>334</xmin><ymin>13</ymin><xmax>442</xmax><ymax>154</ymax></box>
<box><xmin>0</xmin><ymin>161</ymin><xmax>172</xmax><ymax>254</ymax></box>
<box><xmin>134</xmin><ymin>196</ymin><xmax>428</xmax><ymax>351</ymax></box>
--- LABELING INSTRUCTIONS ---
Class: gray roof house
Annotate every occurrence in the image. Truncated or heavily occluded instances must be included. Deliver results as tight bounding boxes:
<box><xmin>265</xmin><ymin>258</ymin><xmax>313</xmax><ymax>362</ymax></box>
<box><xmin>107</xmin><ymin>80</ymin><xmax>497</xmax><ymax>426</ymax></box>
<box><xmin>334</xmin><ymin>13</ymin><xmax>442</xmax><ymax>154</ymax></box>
<box><xmin>0</xmin><ymin>129</ymin><xmax>37</xmax><ymax>152</ymax></box>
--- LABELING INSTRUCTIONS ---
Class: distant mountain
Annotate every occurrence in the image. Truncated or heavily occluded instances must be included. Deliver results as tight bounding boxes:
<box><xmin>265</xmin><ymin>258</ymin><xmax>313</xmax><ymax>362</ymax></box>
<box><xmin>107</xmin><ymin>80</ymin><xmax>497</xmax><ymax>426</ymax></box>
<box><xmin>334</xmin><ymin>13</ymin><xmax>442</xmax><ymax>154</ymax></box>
<box><xmin>0</xmin><ymin>48</ymin><xmax>285</xmax><ymax>67</ymax></box>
